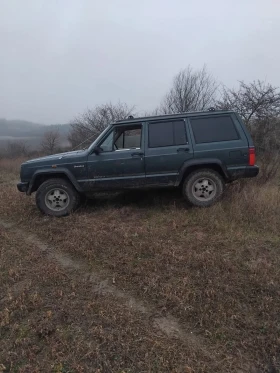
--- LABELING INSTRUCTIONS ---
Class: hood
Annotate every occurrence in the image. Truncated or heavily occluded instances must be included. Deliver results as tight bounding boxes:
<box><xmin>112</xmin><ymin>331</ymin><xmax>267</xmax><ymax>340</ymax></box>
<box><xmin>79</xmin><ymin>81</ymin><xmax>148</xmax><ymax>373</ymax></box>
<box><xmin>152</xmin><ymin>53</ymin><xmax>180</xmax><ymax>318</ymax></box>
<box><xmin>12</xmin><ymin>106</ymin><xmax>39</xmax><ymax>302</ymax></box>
<box><xmin>24</xmin><ymin>150</ymin><xmax>87</xmax><ymax>164</ymax></box>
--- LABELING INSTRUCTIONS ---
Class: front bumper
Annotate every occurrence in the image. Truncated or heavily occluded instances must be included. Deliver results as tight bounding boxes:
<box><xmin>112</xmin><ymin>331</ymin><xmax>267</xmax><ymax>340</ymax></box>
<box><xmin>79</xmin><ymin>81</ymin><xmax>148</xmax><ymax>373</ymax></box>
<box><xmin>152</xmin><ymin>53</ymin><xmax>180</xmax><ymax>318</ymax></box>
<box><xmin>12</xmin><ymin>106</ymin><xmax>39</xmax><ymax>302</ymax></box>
<box><xmin>17</xmin><ymin>182</ymin><xmax>29</xmax><ymax>193</ymax></box>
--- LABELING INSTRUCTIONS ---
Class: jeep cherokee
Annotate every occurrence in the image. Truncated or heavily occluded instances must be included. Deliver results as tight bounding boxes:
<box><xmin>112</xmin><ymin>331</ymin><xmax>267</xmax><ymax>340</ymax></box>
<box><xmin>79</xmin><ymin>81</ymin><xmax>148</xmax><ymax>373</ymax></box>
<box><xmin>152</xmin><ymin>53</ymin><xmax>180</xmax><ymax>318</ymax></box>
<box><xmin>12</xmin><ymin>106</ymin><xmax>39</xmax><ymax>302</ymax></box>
<box><xmin>17</xmin><ymin>110</ymin><xmax>259</xmax><ymax>217</ymax></box>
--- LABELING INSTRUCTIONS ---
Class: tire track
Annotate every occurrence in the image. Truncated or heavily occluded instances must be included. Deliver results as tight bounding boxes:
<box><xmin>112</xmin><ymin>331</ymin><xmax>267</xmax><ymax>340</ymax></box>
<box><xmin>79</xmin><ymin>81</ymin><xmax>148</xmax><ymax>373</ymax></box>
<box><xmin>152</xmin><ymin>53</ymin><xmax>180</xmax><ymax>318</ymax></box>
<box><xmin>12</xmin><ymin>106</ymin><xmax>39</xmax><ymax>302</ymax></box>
<box><xmin>0</xmin><ymin>217</ymin><xmax>206</xmax><ymax>352</ymax></box>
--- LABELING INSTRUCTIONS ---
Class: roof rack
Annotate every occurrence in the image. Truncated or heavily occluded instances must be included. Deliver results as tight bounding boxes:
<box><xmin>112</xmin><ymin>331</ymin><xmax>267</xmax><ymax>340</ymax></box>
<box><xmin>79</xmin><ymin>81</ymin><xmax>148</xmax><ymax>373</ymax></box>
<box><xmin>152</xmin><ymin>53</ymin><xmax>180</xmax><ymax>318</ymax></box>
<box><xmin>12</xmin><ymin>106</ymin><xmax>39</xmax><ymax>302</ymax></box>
<box><xmin>116</xmin><ymin>108</ymin><xmax>232</xmax><ymax>123</ymax></box>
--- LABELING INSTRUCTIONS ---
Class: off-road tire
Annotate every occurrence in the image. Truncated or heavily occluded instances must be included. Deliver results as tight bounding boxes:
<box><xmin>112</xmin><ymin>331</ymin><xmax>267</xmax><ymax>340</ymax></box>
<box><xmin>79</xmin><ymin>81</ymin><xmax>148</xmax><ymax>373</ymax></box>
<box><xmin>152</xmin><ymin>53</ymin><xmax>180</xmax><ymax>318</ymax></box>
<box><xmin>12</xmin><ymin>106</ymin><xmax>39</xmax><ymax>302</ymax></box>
<box><xmin>183</xmin><ymin>169</ymin><xmax>225</xmax><ymax>207</ymax></box>
<box><xmin>36</xmin><ymin>178</ymin><xmax>81</xmax><ymax>217</ymax></box>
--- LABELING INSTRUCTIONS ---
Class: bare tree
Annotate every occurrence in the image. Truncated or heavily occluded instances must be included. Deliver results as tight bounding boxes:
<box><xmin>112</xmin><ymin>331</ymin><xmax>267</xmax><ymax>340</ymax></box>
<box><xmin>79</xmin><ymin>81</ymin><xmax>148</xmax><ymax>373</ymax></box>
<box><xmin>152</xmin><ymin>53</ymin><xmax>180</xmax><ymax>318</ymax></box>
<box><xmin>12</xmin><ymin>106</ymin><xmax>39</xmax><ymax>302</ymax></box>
<box><xmin>251</xmin><ymin>117</ymin><xmax>280</xmax><ymax>182</ymax></box>
<box><xmin>41</xmin><ymin>129</ymin><xmax>60</xmax><ymax>155</ymax></box>
<box><xmin>68</xmin><ymin>102</ymin><xmax>135</xmax><ymax>149</ymax></box>
<box><xmin>216</xmin><ymin>80</ymin><xmax>280</xmax><ymax>127</ymax></box>
<box><xmin>159</xmin><ymin>66</ymin><xmax>218</xmax><ymax>114</ymax></box>
<box><xmin>217</xmin><ymin>80</ymin><xmax>280</xmax><ymax>182</ymax></box>
<box><xmin>6</xmin><ymin>140</ymin><xmax>29</xmax><ymax>158</ymax></box>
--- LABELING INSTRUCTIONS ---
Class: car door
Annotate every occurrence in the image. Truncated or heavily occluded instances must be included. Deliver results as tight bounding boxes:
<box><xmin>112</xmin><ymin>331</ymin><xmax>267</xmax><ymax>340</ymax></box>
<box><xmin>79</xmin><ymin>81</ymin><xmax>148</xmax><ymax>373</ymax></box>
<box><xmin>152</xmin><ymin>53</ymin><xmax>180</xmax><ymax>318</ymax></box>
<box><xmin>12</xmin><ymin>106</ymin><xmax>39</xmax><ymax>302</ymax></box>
<box><xmin>144</xmin><ymin>119</ymin><xmax>193</xmax><ymax>186</ymax></box>
<box><xmin>85</xmin><ymin>123</ymin><xmax>145</xmax><ymax>190</ymax></box>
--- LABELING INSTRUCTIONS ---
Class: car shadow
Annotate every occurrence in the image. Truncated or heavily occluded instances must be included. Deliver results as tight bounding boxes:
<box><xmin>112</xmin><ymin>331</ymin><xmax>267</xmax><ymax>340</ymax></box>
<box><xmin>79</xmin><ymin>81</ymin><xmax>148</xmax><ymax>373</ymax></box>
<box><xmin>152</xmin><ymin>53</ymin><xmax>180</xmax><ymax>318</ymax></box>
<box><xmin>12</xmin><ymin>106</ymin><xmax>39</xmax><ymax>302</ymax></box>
<box><xmin>82</xmin><ymin>188</ymin><xmax>187</xmax><ymax>212</ymax></box>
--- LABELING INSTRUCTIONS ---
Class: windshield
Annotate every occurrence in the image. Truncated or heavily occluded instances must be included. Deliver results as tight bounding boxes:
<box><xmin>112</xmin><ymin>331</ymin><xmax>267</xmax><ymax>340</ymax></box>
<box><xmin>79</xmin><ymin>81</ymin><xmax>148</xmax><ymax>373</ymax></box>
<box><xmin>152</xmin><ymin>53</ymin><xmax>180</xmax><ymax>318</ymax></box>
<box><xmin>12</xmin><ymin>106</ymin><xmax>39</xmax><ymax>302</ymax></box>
<box><xmin>88</xmin><ymin>125</ymin><xmax>111</xmax><ymax>151</ymax></box>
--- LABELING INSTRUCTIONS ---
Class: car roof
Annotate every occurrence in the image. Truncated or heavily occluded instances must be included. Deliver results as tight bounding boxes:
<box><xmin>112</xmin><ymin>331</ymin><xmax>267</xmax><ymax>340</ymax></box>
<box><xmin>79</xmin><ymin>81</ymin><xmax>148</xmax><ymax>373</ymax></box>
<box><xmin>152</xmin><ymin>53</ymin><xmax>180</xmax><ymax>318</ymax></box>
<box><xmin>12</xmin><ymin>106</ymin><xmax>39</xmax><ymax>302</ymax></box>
<box><xmin>115</xmin><ymin>110</ymin><xmax>235</xmax><ymax>125</ymax></box>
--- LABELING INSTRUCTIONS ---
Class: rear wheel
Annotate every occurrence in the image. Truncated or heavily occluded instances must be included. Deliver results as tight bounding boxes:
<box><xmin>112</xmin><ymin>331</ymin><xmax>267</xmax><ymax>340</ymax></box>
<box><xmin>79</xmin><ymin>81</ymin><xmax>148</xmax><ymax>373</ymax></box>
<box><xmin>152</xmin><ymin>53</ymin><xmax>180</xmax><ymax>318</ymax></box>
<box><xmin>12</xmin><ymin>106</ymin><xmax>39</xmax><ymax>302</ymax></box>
<box><xmin>36</xmin><ymin>178</ymin><xmax>81</xmax><ymax>217</ymax></box>
<box><xmin>183</xmin><ymin>169</ymin><xmax>225</xmax><ymax>207</ymax></box>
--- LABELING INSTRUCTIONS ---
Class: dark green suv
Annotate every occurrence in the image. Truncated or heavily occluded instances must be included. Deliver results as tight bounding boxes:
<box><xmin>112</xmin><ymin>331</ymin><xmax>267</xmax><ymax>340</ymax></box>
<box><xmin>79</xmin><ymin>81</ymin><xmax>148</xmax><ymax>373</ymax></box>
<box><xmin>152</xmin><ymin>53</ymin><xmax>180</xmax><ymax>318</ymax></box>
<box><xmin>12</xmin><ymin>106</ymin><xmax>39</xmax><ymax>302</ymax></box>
<box><xmin>17</xmin><ymin>110</ymin><xmax>259</xmax><ymax>217</ymax></box>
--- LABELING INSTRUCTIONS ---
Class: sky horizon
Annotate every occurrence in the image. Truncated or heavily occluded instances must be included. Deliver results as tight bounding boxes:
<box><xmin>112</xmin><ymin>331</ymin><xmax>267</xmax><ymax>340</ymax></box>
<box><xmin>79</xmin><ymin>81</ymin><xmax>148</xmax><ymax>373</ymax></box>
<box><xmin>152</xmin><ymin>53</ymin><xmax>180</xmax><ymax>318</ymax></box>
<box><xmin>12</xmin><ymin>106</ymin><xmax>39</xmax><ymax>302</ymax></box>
<box><xmin>0</xmin><ymin>0</ymin><xmax>279</xmax><ymax>124</ymax></box>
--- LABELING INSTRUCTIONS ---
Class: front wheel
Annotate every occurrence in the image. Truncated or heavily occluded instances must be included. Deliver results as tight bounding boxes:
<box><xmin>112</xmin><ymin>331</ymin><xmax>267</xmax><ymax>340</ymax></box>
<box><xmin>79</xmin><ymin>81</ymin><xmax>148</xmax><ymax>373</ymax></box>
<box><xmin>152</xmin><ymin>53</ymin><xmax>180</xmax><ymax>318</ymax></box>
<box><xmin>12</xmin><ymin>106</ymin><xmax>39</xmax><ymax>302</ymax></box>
<box><xmin>36</xmin><ymin>178</ymin><xmax>81</xmax><ymax>217</ymax></box>
<box><xmin>182</xmin><ymin>169</ymin><xmax>225</xmax><ymax>207</ymax></box>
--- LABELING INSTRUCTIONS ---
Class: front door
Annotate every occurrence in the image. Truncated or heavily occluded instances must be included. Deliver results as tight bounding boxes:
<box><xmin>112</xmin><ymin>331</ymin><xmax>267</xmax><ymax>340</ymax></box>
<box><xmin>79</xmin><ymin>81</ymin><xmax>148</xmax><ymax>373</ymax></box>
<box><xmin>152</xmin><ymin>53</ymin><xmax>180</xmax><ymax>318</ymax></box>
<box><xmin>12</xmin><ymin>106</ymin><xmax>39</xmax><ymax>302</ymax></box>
<box><xmin>144</xmin><ymin>119</ymin><xmax>193</xmax><ymax>186</ymax></box>
<box><xmin>86</xmin><ymin>124</ymin><xmax>145</xmax><ymax>190</ymax></box>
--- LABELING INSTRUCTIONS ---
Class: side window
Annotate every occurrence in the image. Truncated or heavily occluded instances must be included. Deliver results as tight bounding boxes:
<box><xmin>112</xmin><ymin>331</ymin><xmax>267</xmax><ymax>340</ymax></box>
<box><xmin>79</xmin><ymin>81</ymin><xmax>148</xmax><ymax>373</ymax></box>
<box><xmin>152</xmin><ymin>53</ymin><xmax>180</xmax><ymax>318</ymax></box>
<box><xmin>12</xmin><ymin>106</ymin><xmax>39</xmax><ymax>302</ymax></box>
<box><xmin>115</xmin><ymin>127</ymin><xmax>141</xmax><ymax>150</ymax></box>
<box><xmin>148</xmin><ymin>120</ymin><xmax>187</xmax><ymax>148</ymax></box>
<box><xmin>149</xmin><ymin>121</ymin><xmax>173</xmax><ymax>147</ymax></box>
<box><xmin>99</xmin><ymin>125</ymin><xmax>142</xmax><ymax>152</ymax></box>
<box><xmin>190</xmin><ymin>116</ymin><xmax>239</xmax><ymax>144</ymax></box>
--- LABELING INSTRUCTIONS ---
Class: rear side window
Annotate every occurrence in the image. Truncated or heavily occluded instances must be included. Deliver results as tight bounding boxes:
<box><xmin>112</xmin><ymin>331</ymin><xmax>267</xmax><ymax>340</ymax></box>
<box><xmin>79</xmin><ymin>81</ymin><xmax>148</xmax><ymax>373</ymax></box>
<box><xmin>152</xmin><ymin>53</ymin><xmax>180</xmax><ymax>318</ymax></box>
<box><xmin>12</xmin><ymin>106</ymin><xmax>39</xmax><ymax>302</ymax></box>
<box><xmin>149</xmin><ymin>120</ymin><xmax>187</xmax><ymax>148</ymax></box>
<box><xmin>190</xmin><ymin>116</ymin><xmax>239</xmax><ymax>143</ymax></box>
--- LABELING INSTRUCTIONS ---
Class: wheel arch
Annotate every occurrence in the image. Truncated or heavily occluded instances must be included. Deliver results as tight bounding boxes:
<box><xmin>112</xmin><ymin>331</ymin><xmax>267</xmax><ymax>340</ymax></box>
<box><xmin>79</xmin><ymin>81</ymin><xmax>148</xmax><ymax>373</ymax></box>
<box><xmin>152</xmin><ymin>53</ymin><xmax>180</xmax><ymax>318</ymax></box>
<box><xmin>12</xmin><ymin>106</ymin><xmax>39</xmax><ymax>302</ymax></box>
<box><xmin>177</xmin><ymin>159</ymin><xmax>229</xmax><ymax>186</ymax></box>
<box><xmin>27</xmin><ymin>169</ymin><xmax>83</xmax><ymax>195</ymax></box>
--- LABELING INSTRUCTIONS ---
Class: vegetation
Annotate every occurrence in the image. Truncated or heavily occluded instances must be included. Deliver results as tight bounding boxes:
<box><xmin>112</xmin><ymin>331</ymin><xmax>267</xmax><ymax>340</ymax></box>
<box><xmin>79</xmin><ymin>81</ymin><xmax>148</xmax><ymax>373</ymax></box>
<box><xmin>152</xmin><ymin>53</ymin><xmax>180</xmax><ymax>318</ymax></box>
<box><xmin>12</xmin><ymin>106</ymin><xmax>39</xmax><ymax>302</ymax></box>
<box><xmin>0</xmin><ymin>159</ymin><xmax>280</xmax><ymax>372</ymax></box>
<box><xmin>40</xmin><ymin>129</ymin><xmax>61</xmax><ymax>155</ymax></box>
<box><xmin>1</xmin><ymin>66</ymin><xmax>280</xmax><ymax>171</ymax></box>
<box><xmin>1</xmin><ymin>65</ymin><xmax>280</xmax><ymax>372</ymax></box>
<box><xmin>158</xmin><ymin>65</ymin><xmax>218</xmax><ymax>114</ymax></box>
<box><xmin>68</xmin><ymin>102</ymin><xmax>135</xmax><ymax>149</ymax></box>
<box><xmin>0</xmin><ymin>123</ymin><xmax>70</xmax><ymax>159</ymax></box>
<box><xmin>67</xmin><ymin>68</ymin><xmax>280</xmax><ymax>183</ymax></box>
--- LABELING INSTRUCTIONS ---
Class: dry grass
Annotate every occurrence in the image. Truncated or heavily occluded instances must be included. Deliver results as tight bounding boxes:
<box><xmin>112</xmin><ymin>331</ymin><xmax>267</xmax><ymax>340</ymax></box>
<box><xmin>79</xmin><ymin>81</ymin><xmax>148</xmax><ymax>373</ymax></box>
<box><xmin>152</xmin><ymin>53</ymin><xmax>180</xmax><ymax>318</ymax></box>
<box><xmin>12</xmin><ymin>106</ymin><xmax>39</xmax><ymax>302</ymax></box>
<box><xmin>0</xmin><ymin>157</ymin><xmax>27</xmax><ymax>183</ymax></box>
<box><xmin>0</xmin><ymin>159</ymin><xmax>280</xmax><ymax>372</ymax></box>
<box><xmin>1</xmin><ymin>228</ymin><xmax>212</xmax><ymax>373</ymax></box>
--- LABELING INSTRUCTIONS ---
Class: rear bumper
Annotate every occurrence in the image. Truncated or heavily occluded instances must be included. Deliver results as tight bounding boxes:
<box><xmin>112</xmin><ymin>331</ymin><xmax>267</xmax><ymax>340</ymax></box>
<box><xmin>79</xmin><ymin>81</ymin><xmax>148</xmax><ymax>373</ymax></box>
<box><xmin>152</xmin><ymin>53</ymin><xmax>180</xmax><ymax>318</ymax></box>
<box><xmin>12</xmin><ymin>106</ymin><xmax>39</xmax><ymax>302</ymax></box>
<box><xmin>227</xmin><ymin>165</ymin><xmax>259</xmax><ymax>180</ymax></box>
<box><xmin>244</xmin><ymin>165</ymin><xmax>259</xmax><ymax>178</ymax></box>
<box><xmin>17</xmin><ymin>182</ymin><xmax>29</xmax><ymax>193</ymax></box>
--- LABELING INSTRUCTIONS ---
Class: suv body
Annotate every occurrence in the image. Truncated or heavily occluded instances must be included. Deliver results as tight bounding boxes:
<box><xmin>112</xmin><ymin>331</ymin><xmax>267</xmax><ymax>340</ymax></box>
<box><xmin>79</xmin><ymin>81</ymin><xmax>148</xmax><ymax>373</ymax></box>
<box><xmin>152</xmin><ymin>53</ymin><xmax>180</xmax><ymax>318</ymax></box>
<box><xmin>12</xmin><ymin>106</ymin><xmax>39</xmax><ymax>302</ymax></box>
<box><xmin>17</xmin><ymin>110</ymin><xmax>259</xmax><ymax>216</ymax></box>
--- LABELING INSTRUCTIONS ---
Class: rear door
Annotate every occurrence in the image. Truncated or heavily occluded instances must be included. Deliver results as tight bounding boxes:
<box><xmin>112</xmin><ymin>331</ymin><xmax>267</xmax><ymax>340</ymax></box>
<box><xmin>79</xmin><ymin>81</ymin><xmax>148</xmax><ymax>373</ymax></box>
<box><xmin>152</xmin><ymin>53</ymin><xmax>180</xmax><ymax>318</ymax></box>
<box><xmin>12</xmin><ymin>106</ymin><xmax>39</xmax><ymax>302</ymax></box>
<box><xmin>188</xmin><ymin>114</ymin><xmax>249</xmax><ymax>170</ymax></box>
<box><xmin>144</xmin><ymin>119</ymin><xmax>193</xmax><ymax>186</ymax></box>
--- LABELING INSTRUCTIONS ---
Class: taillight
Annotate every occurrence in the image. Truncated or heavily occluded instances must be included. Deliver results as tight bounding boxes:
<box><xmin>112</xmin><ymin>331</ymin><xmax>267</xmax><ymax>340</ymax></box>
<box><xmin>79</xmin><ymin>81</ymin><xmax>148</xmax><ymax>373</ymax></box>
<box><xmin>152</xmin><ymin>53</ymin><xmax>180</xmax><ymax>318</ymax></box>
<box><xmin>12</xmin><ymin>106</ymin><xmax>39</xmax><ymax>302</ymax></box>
<box><xmin>249</xmin><ymin>147</ymin><xmax>255</xmax><ymax>166</ymax></box>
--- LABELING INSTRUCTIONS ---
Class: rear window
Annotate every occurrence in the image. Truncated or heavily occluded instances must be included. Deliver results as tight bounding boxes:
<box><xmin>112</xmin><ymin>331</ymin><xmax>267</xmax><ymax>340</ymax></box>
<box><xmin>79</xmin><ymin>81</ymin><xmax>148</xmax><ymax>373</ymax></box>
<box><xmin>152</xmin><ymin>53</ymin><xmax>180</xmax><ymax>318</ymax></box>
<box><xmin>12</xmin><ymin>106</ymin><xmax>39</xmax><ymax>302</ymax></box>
<box><xmin>190</xmin><ymin>116</ymin><xmax>239</xmax><ymax>143</ymax></box>
<box><xmin>148</xmin><ymin>120</ymin><xmax>187</xmax><ymax>148</ymax></box>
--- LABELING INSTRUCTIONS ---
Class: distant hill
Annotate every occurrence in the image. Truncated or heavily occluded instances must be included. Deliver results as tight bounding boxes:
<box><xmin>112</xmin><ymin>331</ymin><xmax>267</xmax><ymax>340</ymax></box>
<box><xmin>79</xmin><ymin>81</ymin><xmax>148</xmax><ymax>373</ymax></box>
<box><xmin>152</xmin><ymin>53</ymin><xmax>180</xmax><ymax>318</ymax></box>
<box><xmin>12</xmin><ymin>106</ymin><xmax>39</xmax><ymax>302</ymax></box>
<box><xmin>0</xmin><ymin>118</ymin><xmax>71</xmax><ymax>150</ymax></box>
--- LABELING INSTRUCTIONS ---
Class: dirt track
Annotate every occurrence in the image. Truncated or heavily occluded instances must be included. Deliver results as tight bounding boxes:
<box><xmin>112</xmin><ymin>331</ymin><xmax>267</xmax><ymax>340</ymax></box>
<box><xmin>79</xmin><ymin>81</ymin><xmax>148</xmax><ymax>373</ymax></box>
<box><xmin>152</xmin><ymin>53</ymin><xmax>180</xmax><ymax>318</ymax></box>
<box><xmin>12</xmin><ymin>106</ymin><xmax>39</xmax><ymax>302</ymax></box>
<box><xmin>0</xmin><ymin>217</ymin><xmax>205</xmax><ymax>348</ymax></box>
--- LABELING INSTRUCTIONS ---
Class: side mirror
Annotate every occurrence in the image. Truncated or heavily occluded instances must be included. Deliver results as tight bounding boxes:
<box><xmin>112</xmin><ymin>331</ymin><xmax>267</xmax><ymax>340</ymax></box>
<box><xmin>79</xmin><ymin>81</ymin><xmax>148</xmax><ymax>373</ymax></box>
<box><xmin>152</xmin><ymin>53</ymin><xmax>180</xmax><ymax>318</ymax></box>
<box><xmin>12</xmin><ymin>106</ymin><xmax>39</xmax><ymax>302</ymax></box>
<box><xmin>93</xmin><ymin>146</ymin><xmax>102</xmax><ymax>155</ymax></box>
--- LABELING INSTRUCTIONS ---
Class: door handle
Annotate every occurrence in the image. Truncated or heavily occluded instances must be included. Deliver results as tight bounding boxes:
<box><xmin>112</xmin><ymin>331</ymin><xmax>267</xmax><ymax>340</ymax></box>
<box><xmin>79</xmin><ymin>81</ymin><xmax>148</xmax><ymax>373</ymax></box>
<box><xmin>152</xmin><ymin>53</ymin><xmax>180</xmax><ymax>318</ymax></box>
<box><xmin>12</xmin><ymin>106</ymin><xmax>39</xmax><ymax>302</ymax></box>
<box><xmin>177</xmin><ymin>147</ymin><xmax>190</xmax><ymax>153</ymax></box>
<box><xmin>131</xmin><ymin>152</ymin><xmax>144</xmax><ymax>157</ymax></box>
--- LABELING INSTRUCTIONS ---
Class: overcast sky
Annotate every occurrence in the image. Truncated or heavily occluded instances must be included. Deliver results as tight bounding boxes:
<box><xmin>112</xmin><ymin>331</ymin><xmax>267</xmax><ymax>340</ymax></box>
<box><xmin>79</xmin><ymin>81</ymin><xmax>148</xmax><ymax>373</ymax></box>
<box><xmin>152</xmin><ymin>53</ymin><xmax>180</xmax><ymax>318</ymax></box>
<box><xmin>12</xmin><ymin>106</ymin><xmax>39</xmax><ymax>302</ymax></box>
<box><xmin>0</xmin><ymin>0</ymin><xmax>279</xmax><ymax>124</ymax></box>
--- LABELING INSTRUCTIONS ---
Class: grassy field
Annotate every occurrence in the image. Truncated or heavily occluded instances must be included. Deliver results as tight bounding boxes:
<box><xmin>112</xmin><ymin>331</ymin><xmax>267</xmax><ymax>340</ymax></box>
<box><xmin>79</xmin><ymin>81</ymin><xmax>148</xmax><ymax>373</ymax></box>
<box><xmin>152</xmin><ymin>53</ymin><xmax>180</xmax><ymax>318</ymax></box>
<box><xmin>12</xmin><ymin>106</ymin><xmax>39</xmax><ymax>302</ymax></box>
<box><xmin>0</xmin><ymin>158</ymin><xmax>280</xmax><ymax>373</ymax></box>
